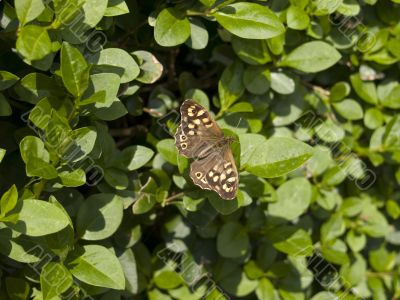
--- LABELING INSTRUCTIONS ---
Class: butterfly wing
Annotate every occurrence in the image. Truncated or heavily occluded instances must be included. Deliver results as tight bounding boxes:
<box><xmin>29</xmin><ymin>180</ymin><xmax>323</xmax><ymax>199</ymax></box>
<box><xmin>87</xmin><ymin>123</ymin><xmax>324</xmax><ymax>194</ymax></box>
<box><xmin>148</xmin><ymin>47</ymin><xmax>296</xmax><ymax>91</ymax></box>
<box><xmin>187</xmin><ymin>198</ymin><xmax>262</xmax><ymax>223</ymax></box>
<box><xmin>189</xmin><ymin>147</ymin><xmax>239</xmax><ymax>200</ymax></box>
<box><xmin>175</xmin><ymin>100</ymin><xmax>223</xmax><ymax>158</ymax></box>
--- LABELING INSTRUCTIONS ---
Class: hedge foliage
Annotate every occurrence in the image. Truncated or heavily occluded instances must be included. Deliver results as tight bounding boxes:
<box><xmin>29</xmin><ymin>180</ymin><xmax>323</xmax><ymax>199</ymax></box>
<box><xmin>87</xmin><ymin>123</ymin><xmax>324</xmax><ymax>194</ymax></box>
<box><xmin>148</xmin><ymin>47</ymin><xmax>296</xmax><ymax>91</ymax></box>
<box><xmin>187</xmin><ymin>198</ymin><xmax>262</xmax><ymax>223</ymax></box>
<box><xmin>0</xmin><ymin>0</ymin><xmax>400</xmax><ymax>299</ymax></box>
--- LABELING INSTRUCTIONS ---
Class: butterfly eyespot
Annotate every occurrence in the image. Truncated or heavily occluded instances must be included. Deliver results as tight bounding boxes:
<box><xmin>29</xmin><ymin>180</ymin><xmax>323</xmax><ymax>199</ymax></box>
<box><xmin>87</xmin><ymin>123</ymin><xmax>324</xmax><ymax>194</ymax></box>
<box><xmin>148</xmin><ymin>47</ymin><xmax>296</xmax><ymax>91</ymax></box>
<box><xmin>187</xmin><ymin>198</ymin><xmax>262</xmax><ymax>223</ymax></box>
<box><xmin>195</xmin><ymin>172</ymin><xmax>202</xmax><ymax>178</ymax></box>
<box><xmin>180</xmin><ymin>135</ymin><xmax>187</xmax><ymax>141</ymax></box>
<box><xmin>181</xmin><ymin>143</ymin><xmax>187</xmax><ymax>149</ymax></box>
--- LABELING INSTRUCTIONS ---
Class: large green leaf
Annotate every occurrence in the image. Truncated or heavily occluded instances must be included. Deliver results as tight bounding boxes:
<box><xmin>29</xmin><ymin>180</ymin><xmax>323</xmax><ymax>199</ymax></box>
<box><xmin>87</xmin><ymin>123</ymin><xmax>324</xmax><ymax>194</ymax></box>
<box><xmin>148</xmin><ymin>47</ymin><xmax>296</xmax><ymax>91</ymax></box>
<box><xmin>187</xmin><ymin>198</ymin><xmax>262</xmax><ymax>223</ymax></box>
<box><xmin>244</xmin><ymin>137</ymin><xmax>313</xmax><ymax>178</ymax></box>
<box><xmin>67</xmin><ymin>245</ymin><xmax>125</xmax><ymax>290</ymax></box>
<box><xmin>280</xmin><ymin>41</ymin><xmax>341</xmax><ymax>72</ymax></box>
<box><xmin>213</xmin><ymin>2</ymin><xmax>285</xmax><ymax>39</ymax></box>
<box><xmin>9</xmin><ymin>200</ymin><xmax>70</xmax><ymax>236</ymax></box>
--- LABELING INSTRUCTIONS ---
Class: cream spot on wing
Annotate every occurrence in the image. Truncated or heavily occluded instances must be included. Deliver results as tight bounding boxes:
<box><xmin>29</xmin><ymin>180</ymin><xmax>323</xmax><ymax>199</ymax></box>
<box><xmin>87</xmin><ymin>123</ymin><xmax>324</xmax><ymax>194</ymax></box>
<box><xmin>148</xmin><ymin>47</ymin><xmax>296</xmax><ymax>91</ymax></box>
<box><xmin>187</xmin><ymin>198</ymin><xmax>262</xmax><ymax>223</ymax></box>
<box><xmin>202</xmin><ymin>118</ymin><xmax>209</xmax><ymax>123</ymax></box>
<box><xmin>197</xmin><ymin>109</ymin><xmax>205</xmax><ymax>117</ymax></box>
<box><xmin>220</xmin><ymin>173</ymin><xmax>226</xmax><ymax>180</ymax></box>
<box><xmin>222</xmin><ymin>183</ymin><xmax>228</xmax><ymax>191</ymax></box>
<box><xmin>227</xmin><ymin>177</ymin><xmax>235</xmax><ymax>182</ymax></box>
<box><xmin>226</xmin><ymin>168</ymin><xmax>233</xmax><ymax>174</ymax></box>
<box><xmin>201</xmin><ymin>178</ymin><xmax>207</xmax><ymax>184</ymax></box>
<box><xmin>188</xmin><ymin>130</ymin><xmax>195</xmax><ymax>135</ymax></box>
<box><xmin>188</xmin><ymin>123</ymin><xmax>195</xmax><ymax>129</ymax></box>
<box><xmin>213</xmin><ymin>176</ymin><xmax>219</xmax><ymax>182</ymax></box>
<box><xmin>183</xmin><ymin>117</ymin><xmax>188</xmax><ymax>122</ymax></box>
<box><xmin>188</xmin><ymin>112</ymin><xmax>194</xmax><ymax>117</ymax></box>
<box><xmin>213</xmin><ymin>165</ymin><xmax>218</xmax><ymax>171</ymax></box>
<box><xmin>208</xmin><ymin>171</ymin><xmax>214</xmax><ymax>177</ymax></box>
<box><xmin>205</xmin><ymin>124</ymin><xmax>213</xmax><ymax>128</ymax></box>
<box><xmin>224</xmin><ymin>162</ymin><xmax>232</xmax><ymax>168</ymax></box>
<box><xmin>194</xmin><ymin>119</ymin><xmax>201</xmax><ymax>125</ymax></box>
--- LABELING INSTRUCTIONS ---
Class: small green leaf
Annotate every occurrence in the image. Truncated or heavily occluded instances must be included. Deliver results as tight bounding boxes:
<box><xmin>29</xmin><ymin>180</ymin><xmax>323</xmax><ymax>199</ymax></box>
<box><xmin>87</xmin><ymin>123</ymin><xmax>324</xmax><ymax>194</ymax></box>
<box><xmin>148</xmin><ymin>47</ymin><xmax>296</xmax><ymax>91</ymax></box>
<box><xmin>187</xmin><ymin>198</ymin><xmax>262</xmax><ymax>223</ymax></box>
<box><xmin>244</xmin><ymin>137</ymin><xmax>313</xmax><ymax>178</ymax></box>
<box><xmin>330</xmin><ymin>81</ymin><xmax>351</xmax><ymax>102</ymax></box>
<box><xmin>154</xmin><ymin>8</ymin><xmax>191</xmax><ymax>47</ymax></box>
<box><xmin>186</xmin><ymin>18</ymin><xmax>209</xmax><ymax>50</ymax></box>
<box><xmin>157</xmin><ymin>139</ymin><xmax>178</xmax><ymax>165</ymax></box>
<box><xmin>121</xmin><ymin>145</ymin><xmax>154</xmax><ymax>170</ymax></box>
<box><xmin>333</xmin><ymin>98</ymin><xmax>363</xmax><ymax>120</ymax></box>
<box><xmin>287</xmin><ymin>6</ymin><xmax>310</xmax><ymax>30</ymax></box>
<box><xmin>213</xmin><ymin>2</ymin><xmax>285</xmax><ymax>39</ymax></box>
<box><xmin>76</xmin><ymin>194</ymin><xmax>123</xmax><ymax>240</ymax></box>
<box><xmin>0</xmin><ymin>71</ymin><xmax>20</xmax><ymax>91</ymax></box>
<box><xmin>9</xmin><ymin>199</ymin><xmax>70</xmax><ymax>236</ymax></box>
<box><xmin>268</xmin><ymin>177</ymin><xmax>312</xmax><ymax>220</ymax></box>
<box><xmin>104</xmin><ymin>0</ymin><xmax>130</xmax><ymax>16</ymax></box>
<box><xmin>280</xmin><ymin>41</ymin><xmax>341</xmax><ymax>72</ymax></box>
<box><xmin>59</xmin><ymin>169</ymin><xmax>86</xmax><ymax>187</ymax></box>
<box><xmin>154</xmin><ymin>270</ymin><xmax>183</xmax><ymax>289</ymax></box>
<box><xmin>268</xmin><ymin>225</ymin><xmax>313</xmax><ymax>256</ymax></box>
<box><xmin>67</xmin><ymin>244</ymin><xmax>125</xmax><ymax>290</ymax></box>
<box><xmin>217</xmin><ymin>222</ymin><xmax>249</xmax><ymax>258</ymax></box>
<box><xmin>0</xmin><ymin>149</ymin><xmax>5</xmax><ymax>163</ymax></box>
<box><xmin>15</xmin><ymin>0</ymin><xmax>45</xmax><ymax>25</ymax></box>
<box><xmin>232</xmin><ymin>37</ymin><xmax>271</xmax><ymax>65</ymax></box>
<box><xmin>132</xmin><ymin>51</ymin><xmax>163</xmax><ymax>84</ymax></box>
<box><xmin>60</xmin><ymin>42</ymin><xmax>89</xmax><ymax>97</ymax></box>
<box><xmin>0</xmin><ymin>93</ymin><xmax>12</xmax><ymax>116</ymax></box>
<box><xmin>219</xmin><ymin>60</ymin><xmax>245</xmax><ymax>111</ymax></box>
<box><xmin>350</xmin><ymin>73</ymin><xmax>378</xmax><ymax>104</ymax></box>
<box><xmin>90</xmin><ymin>48</ymin><xmax>139</xmax><ymax>83</ymax></box>
<box><xmin>0</xmin><ymin>185</ymin><xmax>18</xmax><ymax>217</ymax></box>
<box><xmin>41</xmin><ymin>262</ymin><xmax>72</xmax><ymax>300</ymax></box>
<box><xmin>16</xmin><ymin>25</ymin><xmax>52</xmax><ymax>61</ymax></box>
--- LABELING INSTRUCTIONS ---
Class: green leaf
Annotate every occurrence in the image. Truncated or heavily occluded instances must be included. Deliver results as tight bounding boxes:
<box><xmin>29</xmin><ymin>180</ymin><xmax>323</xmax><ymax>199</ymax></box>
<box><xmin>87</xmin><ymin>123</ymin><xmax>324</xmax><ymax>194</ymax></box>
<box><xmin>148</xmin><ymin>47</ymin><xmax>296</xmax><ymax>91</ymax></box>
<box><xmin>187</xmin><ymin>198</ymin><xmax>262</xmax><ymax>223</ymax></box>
<box><xmin>256</xmin><ymin>278</ymin><xmax>275</xmax><ymax>299</ymax></box>
<box><xmin>154</xmin><ymin>8</ymin><xmax>191</xmax><ymax>47</ymax></box>
<box><xmin>41</xmin><ymin>262</ymin><xmax>72</xmax><ymax>300</ymax></box>
<box><xmin>105</xmin><ymin>0</ymin><xmax>130</xmax><ymax>16</ymax></box>
<box><xmin>270</xmin><ymin>72</ymin><xmax>295</xmax><ymax>95</ymax></box>
<box><xmin>132</xmin><ymin>51</ymin><xmax>163</xmax><ymax>84</ymax></box>
<box><xmin>219</xmin><ymin>60</ymin><xmax>245</xmax><ymax>111</ymax></box>
<box><xmin>0</xmin><ymin>149</ymin><xmax>5</xmax><ymax>163</ymax></box>
<box><xmin>244</xmin><ymin>137</ymin><xmax>313</xmax><ymax>178</ymax></box>
<box><xmin>213</xmin><ymin>2</ymin><xmax>285</xmax><ymax>39</ymax></box>
<box><xmin>315</xmin><ymin>119</ymin><xmax>345</xmax><ymax>143</ymax></box>
<box><xmin>232</xmin><ymin>37</ymin><xmax>271</xmax><ymax>65</ymax></box>
<box><xmin>58</xmin><ymin>169</ymin><xmax>86</xmax><ymax>187</ymax></box>
<box><xmin>26</xmin><ymin>158</ymin><xmax>58</xmax><ymax>179</ymax></box>
<box><xmin>121</xmin><ymin>145</ymin><xmax>154</xmax><ymax>170</ymax></box>
<box><xmin>268</xmin><ymin>225</ymin><xmax>313</xmax><ymax>256</ymax></box>
<box><xmin>369</xmin><ymin>246</ymin><xmax>396</xmax><ymax>272</ymax></box>
<box><xmin>330</xmin><ymin>81</ymin><xmax>351</xmax><ymax>102</ymax></box>
<box><xmin>104</xmin><ymin>168</ymin><xmax>128</xmax><ymax>190</ymax></box>
<box><xmin>333</xmin><ymin>98</ymin><xmax>363</xmax><ymax>120</ymax></box>
<box><xmin>9</xmin><ymin>199</ymin><xmax>70</xmax><ymax>236</ymax></box>
<box><xmin>154</xmin><ymin>270</ymin><xmax>183</xmax><ymax>289</ymax></box>
<box><xmin>0</xmin><ymin>185</ymin><xmax>18</xmax><ymax>217</ymax></box>
<box><xmin>157</xmin><ymin>139</ymin><xmax>178</xmax><ymax>165</ymax></box>
<box><xmin>15</xmin><ymin>0</ymin><xmax>45</xmax><ymax>25</ymax></box>
<box><xmin>90</xmin><ymin>48</ymin><xmax>139</xmax><ymax>83</ymax></box>
<box><xmin>0</xmin><ymin>93</ymin><xmax>12</xmax><ymax>116</ymax></box>
<box><xmin>67</xmin><ymin>244</ymin><xmax>125</xmax><ymax>290</ymax></box>
<box><xmin>62</xmin><ymin>127</ymin><xmax>97</xmax><ymax>162</ymax></box>
<box><xmin>117</xmin><ymin>248</ymin><xmax>138</xmax><ymax>294</ymax></box>
<box><xmin>243</xmin><ymin>66</ymin><xmax>270</xmax><ymax>95</ymax></box>
<box><xmin>76</xmin><ymin>194</ymin><xmax>123</xmax><ymax>240</ymax></box>
<box><xmin>0</xmin><ymin>71</ymin><xmax>20</xmax><ymax>91</ymax></box>
<box><xmin>5</xmin><ymin>277</ymin><xmax>30</xmax><ymax>300</ymax></box>
<box><xmin>380</xmin><ymin>83</ymin><xmax>400</xmax><ymax>109</ymax></box>
<box><xmin>383</xmin><ymin>115</ymin><xmax>400</xmax><ymax>150</ymax></box>
<box><xmin>217</xmin><ymin>222</ymin><xmax>249</xmax><ymax>258</ymax></box>
<box><xmin>60</xmin><ymin>42</ymin><xmax>89</xmax><ymax>97</ymax></box>
<box><xmin>287</xmin><ymin>6</ymin><xmax>310</xmax><ymax>30</ymax></box>
<box><xmin>186</xmin><ymin>18</ymin><xmax>209</xmax><ymax>50</ymax></box>
<box><xmin>268</xmin><ymin>177</ymin><xmax>312</xmax><ymax>221</ymax></box>
<box><xmin>321</xmin><ymin>213</ymin><xmax>346</xmax><ymax>243</ymax></box>
<box><xmin>16</xmin><ymin>25</ymin><xmax>52</xmax><ymax>62</ymax></box>
<box><xmin>280</xmin><ymin>41</ymin><xmax>341</xmax><ymax>72</ymax></box>
<box><xmin>350</xmin><ymin>73</ymin><xmax>378</xmax><ymax>104</ymax></box>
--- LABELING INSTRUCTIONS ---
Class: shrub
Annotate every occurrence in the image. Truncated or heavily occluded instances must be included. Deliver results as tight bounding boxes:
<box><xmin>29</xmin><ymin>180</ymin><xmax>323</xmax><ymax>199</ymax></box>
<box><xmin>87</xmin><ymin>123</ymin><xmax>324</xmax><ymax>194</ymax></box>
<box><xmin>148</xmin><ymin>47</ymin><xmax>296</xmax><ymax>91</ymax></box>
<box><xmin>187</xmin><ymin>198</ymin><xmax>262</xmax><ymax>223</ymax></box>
<box><xmin>0</xmin><ymin>0</ymin><xmax>399</xmax><ymax>299</ymax></box>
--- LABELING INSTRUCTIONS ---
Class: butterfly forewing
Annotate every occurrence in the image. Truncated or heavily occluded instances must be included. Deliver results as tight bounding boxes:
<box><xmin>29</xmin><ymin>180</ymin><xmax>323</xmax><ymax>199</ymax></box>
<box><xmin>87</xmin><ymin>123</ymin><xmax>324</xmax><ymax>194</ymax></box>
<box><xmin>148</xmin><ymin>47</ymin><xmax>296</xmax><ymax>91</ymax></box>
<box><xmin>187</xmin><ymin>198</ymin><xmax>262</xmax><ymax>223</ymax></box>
<box><xmin>175</xmin><ymin>99</ymin><xmax>239</xmax><ymax>200</ymax></box>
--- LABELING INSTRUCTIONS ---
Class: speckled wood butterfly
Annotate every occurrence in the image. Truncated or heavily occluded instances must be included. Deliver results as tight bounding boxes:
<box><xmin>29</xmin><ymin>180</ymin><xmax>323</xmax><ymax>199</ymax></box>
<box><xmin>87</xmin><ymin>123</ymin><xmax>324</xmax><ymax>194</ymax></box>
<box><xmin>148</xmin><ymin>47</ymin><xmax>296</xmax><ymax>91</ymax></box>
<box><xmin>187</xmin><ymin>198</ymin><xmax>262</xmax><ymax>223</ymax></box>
<box><xmin>174</xmin><ymin>100</ymin><xmax>238</xmax><ymax>200</ymax></box>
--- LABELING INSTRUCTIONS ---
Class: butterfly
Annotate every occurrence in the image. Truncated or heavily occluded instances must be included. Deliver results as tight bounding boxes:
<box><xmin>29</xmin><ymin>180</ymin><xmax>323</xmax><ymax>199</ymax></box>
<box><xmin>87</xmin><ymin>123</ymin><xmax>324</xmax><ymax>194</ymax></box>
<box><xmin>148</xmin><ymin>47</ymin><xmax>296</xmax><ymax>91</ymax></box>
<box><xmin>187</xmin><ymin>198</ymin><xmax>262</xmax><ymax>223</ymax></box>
<box><xmin>174</xmin><ymin>99</ymin><xmax>238</xmax><ymax>200</ymax></box>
